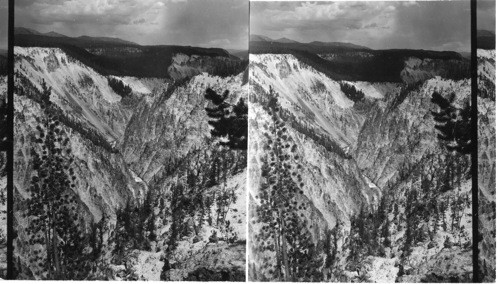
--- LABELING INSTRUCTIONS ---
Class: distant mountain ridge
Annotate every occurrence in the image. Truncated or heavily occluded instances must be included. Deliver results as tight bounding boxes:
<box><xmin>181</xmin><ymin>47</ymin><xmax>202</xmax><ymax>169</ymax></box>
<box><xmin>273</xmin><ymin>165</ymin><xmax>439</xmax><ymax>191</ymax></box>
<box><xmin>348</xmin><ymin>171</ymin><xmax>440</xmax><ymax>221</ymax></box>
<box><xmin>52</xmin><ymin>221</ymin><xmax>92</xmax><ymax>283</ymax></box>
<box><xmin>250</xmin><ymin>34</ymin><xmax>370</xmax><ymax>50</ymax></box>
<box><xmin>16</xmin><ymin>28</ymin><xmax>67</xmax><ymax>38</ymax></box>
<box><xmin>15</xmin><ymin>27</ymin><xmax>68</xmax><ymax>38</ymax></box>
<box><xmin>14</xmin><ymin>27</ymin><xmax>139</xmax><ymax>48</ymax></box>
<box><xmin>227</xmin><ymin>49</ymin><xmax>248</xmax><ymax>60</ymax></box>
<box><xmin>249</xmin><ymin>34</ymin><xmax>273</xmax><ymax>42</ymax></box>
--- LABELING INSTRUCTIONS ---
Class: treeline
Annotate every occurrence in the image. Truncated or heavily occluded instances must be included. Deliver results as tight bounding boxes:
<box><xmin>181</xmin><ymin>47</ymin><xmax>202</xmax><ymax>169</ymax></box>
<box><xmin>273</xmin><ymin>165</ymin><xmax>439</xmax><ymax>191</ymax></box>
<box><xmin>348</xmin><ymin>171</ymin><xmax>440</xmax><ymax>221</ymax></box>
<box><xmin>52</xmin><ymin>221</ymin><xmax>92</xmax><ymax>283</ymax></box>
<box><xmin>107</xmin><ymin>77</ymin><xmax>132</xmax><ymax>98</ymax></box>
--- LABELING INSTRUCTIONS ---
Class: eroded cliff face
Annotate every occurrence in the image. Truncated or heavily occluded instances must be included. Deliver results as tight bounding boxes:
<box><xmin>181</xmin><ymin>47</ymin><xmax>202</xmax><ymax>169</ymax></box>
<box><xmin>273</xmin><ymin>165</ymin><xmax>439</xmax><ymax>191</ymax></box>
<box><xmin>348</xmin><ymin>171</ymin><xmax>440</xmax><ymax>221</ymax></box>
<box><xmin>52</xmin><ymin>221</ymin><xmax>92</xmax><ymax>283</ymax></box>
<box><xmin>249</xmin><ymin>52</ymin><xmax>472</xmax><ymax>282</ymax></box>
<box><xmin>400</xmin><ymin>57</ymin><xmax>468</xmax><ymax>85</ymax></box>
<box><xmin>15</xmin><ymin>47</ymin><xmax>136</xmax><ymax>146</ymax></box>
<box><xmin>356</xmin><ymin>77</ymin><xmax>471</xmax><ymax>189</ymax></box>
<box><xmin>122</xmin><ymin>71</ymin><xmax>246</xmax><ymax>184</ymax></box>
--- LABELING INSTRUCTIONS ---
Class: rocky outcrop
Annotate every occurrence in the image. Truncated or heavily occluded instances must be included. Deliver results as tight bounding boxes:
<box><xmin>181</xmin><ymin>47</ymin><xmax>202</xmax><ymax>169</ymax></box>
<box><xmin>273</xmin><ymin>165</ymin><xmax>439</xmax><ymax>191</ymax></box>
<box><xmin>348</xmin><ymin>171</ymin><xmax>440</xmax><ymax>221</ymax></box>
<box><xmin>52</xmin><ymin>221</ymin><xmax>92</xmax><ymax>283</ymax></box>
<box><xmin>15</xmin><ymin>47</ymin><xmax>134</xmax><ymax>144</ymax></box>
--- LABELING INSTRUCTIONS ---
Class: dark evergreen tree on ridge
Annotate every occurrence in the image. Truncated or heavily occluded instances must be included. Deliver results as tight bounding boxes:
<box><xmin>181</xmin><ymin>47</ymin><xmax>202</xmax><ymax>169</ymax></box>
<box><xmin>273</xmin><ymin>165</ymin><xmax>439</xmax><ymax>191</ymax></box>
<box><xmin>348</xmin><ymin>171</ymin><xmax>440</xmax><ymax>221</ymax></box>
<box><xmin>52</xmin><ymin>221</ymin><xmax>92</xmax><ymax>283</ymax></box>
<box><xmin>107</xmin><ymin>77</ymin><xmax>132</xmax><ymax>98</ymax></box>
<box><xmin>339</xmin><ymin>82</ymin><xmax>365</xmax><ymax>102</ymax></box>
<box><xmin>431</xmin><ymin>92</ymin><xmax>472</xmax><ymax>154</ymax></box>
<box><xmin>205</xmin><ymin>88</ymin><xmax>247</xmax><ymax>150</ymax></box>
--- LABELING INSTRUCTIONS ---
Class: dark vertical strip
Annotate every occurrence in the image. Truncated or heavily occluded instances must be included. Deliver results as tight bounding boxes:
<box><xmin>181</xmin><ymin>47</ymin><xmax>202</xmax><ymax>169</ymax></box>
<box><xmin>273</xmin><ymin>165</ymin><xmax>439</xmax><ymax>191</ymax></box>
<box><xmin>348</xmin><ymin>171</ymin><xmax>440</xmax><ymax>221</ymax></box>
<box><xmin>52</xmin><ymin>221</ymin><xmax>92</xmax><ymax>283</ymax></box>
<box><xmin>6</xmin><ymin>0</ymin><xmax>14</xmax><ymax>280</ymax></box>
<box><xmin>471</xmin><ymin>0</ymin><xmax>479</xmax><ymax>282</ymax></box>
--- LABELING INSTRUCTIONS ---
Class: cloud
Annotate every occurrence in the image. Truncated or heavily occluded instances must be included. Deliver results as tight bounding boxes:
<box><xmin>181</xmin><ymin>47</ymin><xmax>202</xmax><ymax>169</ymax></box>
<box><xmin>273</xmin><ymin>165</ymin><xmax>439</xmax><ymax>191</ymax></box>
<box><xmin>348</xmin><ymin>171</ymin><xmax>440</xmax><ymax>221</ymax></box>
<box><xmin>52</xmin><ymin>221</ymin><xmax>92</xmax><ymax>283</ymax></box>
<box><xmin>203</xmin><ymin>38</ymin><xmax>231</xmax><ymax>47</ymax></box>
<box><xmin>133</xmin><ymin>18</ymin><xmax>146</xmax><ymax>25</ymax></box>
<box><xmin>251</xmin><ymin>2</ymin><xmax>397</xmax><ymax>44</ymax></box>
<box><xmin>363</xmin><ymin>23</ymin><xmax>378</xmax><ymax>29</ymax></box>
<box><xmin>251</xmin><ymin>1</ymin><xmax>472</xmax><ymax>52</ymax></box>
<box><xmin>478</xmin><ymin>0</ymin><xmax>495</xmax><ymax>32</ymax></box>
<box><xmin>18</xmin><ymin>0</ymin><xmax>164</xmax><ymax>25</ymax></box>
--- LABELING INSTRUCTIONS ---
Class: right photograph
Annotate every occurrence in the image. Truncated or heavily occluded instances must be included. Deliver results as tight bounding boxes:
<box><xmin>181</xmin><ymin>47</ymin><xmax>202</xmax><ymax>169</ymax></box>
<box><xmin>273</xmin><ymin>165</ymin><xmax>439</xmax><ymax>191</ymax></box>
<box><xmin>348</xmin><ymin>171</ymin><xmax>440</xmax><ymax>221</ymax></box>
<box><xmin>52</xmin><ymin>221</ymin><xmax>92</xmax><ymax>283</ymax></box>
<box><xmin>248</xmin><ymin>1</ymin><xmax>489</xmax><ymax>282</ymax></box>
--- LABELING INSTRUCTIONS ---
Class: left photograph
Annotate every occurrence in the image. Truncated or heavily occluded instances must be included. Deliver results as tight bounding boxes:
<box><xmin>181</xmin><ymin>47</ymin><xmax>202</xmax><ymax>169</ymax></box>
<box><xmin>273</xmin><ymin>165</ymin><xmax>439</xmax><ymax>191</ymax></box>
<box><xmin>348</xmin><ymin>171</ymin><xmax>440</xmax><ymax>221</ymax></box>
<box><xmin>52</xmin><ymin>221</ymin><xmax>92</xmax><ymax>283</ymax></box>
<box><xmin>12</xmin><ymin>0</ymin><xmax>248</xmax><ymax>280</ymax></box>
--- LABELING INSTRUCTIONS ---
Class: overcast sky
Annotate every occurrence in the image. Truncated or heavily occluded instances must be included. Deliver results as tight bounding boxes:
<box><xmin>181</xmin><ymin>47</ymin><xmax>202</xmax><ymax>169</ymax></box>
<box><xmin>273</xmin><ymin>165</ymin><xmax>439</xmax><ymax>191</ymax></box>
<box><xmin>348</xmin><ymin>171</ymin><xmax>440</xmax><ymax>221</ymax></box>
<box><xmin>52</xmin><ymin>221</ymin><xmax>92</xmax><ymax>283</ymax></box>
<box><xmin>478</xmin><ymin>0</ymin><xmax>495</xmax><ymax>32</ymax></box>
<box><xmin>8</xmin><ymin>0</ymin><xmax>497</xmax><ymax>52</ymax></box>
<box><xmin>0</xmin><ymin>0</ymin><xmax>7</xmax><ymax>50</ymax></box>
<box><xmin>14</xmin><ymin>0</ymin><xmax>248</xmax><ymax>50</ymax></box>
<box><xmin>251</xmin><ymin>1</ymin><xmax>494</xmax><ymax>52</ymax></box>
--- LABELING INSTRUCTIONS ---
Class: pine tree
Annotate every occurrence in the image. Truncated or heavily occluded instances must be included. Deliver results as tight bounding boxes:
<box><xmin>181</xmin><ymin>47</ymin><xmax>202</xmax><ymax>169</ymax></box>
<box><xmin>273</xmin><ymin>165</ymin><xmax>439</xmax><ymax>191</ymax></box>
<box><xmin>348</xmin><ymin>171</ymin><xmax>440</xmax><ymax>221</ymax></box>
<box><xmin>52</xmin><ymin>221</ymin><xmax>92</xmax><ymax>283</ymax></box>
<box><xmin>205</xmin><ymin>88</ymin><xmax>247</xmax><ymax>150</ymax></box>
<box><xmin>252</xmin><ymin>89</ymin><xmax>321</xmax><ymax>281</ymax></box>
<box><xmin>113</xmin><ymin>199</ymin><xmax>133</xmax><ymax>264</ymax></box>
<box><xmin>403</xmin><ymin>188</ymin><xmax>418</xmax><ymax>256</ymax></box>
<box><xmin>160</xmin><ymin>183</ymin><xmax>186</xmax><ymax>281</ymax></box>
<box><xmin>431</xmin><ymin>92</ymin><xmax>472</xmax><ymax>154</ymax></box>
<box><xmin>143</xmin><ymin>190</ymin><xmax>157</xmax><ymax>246</ymax></box>
<box><xmin>339</xmin><ymin>82</ymin><xmax>365</xmax><ymax>102</ymax></box>
<box><xmin>107</xmin><ymin>77</ymin><xmax>132</xmax><ymax>97</ymax></box>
